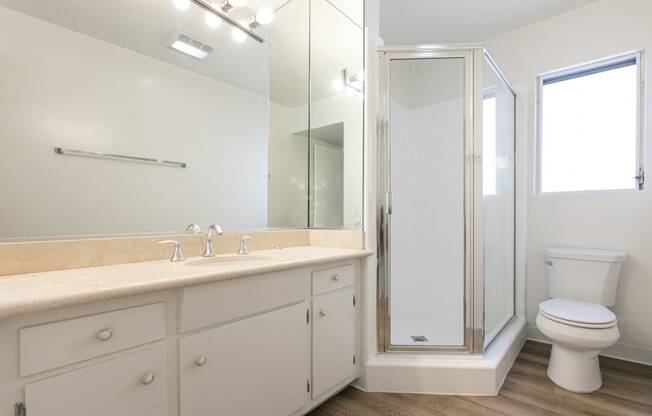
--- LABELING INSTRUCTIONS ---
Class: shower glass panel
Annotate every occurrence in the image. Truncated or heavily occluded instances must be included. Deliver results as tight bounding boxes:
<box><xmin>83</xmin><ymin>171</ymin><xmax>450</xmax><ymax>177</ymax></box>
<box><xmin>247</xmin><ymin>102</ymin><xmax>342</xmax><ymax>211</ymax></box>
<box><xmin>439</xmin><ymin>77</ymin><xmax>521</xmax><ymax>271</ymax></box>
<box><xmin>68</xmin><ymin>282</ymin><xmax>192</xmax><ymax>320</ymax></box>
<box><xmin>388</xmin><ymin>57</ymin><xmax>467</xmax><ymax>348</ymax></box>
<box><xmin>483</xmin><ymin>55</ymin><xmax>516</xmax><ymax>347</ymax></box>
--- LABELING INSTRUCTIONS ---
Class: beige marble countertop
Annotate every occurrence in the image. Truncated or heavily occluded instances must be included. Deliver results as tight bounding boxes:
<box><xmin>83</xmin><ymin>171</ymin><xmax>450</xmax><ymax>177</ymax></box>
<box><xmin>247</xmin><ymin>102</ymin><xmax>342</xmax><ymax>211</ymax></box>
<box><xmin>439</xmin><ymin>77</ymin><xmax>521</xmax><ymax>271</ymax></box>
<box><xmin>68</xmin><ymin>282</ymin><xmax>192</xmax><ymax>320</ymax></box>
<box><xmin>0</xmin><ymin>246</ymin><xmax>372</xmax><ymax>319</ymax></box>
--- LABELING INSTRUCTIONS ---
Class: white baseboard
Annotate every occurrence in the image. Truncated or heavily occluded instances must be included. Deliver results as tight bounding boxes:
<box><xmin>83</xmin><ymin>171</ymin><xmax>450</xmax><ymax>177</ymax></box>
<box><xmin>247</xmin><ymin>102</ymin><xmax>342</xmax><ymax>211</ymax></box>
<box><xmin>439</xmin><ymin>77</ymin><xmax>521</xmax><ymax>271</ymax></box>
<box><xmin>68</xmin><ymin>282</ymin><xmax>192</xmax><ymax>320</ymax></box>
<box><xmin>527</xmin><ymin>324</ymin><xmax>652</xmax><ymax>366</ymax></box>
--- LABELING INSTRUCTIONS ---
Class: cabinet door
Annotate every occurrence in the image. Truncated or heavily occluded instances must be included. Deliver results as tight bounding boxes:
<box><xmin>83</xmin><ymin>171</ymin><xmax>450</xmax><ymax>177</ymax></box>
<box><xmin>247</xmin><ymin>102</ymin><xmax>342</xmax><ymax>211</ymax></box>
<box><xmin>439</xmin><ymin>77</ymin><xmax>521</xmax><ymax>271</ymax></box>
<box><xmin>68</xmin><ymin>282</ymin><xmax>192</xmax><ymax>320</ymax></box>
<box><xmin>25</xmin><ymin>343</ymin><xmax>168</xmax><ymax>416</ymax></box>
<box><xmin>180</xmin><ymin>302</ymin><xmax>310</xmax><ymax>416</ymax></box>
<box><xmin>312</xmin><ymin>288</ymin><xmax>356</xmax><ymax>398</ymax></box>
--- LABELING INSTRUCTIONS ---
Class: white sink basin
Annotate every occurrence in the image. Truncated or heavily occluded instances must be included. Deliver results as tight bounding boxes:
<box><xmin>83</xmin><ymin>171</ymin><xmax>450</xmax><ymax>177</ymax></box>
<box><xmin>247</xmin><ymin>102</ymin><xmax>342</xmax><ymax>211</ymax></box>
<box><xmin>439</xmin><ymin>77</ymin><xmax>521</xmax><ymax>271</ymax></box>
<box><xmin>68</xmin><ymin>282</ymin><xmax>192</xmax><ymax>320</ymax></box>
<box><xmin>186</xmin><ymin>255</ymin><xmax>273</xmax><ymax>267</ymax></box>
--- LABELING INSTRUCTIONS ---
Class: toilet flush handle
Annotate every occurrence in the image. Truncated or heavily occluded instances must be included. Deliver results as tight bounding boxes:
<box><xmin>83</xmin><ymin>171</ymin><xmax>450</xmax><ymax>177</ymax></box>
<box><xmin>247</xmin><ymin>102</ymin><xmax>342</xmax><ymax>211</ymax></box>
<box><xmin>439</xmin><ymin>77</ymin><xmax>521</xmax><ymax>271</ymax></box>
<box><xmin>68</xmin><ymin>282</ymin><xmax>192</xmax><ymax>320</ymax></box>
<box><xmin>545</xmin><ymin>260</ymin><xmax>553</xmax><ymax>266</ymax></box>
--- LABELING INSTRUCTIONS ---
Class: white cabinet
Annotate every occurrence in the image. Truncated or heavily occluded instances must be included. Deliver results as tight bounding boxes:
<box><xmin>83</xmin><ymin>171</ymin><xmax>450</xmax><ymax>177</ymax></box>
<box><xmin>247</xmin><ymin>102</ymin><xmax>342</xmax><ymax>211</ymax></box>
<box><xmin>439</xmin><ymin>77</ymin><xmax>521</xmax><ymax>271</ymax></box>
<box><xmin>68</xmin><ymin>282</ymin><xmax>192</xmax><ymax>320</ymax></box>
<box><xmin>24</xmin><ymin>343</ymin><xmax>168</xmax><ymax>416</ymax></box>
<box><xmin>312</xmin><ymin>288</ymin><xmax>356</xmax><ymax>398</ymax></box>
<box><xmin>6</xmin><ymin>260</ymin><xmax>360</xmax><ymax>416</ymax></box>
<box><xmin>180</xmin><ymin>302</ymin><xmax>310</xmax><ymax>416</ymax></box>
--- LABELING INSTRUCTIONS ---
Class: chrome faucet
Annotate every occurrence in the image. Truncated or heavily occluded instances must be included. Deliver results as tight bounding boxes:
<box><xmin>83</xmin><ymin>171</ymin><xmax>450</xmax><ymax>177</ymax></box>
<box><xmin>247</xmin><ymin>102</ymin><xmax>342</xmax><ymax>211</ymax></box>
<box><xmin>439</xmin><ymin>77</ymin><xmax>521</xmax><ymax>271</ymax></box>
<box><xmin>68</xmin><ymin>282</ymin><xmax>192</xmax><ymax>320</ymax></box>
<box><xmin>203</xmin><ymin>224</ymin><xmax>224</xmax><ymax>257</ymax></box>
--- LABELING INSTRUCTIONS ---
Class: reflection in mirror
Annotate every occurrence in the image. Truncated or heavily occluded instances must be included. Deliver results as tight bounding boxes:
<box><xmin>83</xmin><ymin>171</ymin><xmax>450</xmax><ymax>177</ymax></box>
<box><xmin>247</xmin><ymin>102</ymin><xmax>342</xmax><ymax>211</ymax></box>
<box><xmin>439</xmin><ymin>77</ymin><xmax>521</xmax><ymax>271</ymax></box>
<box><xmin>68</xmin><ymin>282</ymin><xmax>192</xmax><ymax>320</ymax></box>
<box><xmin>310</xmin><ymin>0</ymin><xmax>363</xmax><ymax>229</ymax></box>
<box><xmin>0</xmin><ymin>0</ymin><xmax>275</xmax><ymax>240</ymax></box>
<box><xmin>0</xmin><ymin>0</ymin><xmax>364</xmax><ymax>241</ymax></box>
<box><xmin>268</xmin><ymin>0</ymin><xmax>363</xmax><ymax>230</ymax></box>
<box><xmin>267</xmin><ymin>0</ymin><xmax>310</xmax><ymax>228</ymax></box>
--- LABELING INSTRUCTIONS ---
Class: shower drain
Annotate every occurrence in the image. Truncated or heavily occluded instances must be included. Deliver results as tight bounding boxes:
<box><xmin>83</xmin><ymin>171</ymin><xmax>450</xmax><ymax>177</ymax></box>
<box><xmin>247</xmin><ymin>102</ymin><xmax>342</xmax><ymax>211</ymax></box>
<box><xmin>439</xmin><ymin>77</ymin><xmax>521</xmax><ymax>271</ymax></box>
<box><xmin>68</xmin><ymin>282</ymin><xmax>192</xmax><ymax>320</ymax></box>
<box><xmin>411</xmin><ymin>335</ymin><xmax>428</xmax><ymax>342</ymax></box>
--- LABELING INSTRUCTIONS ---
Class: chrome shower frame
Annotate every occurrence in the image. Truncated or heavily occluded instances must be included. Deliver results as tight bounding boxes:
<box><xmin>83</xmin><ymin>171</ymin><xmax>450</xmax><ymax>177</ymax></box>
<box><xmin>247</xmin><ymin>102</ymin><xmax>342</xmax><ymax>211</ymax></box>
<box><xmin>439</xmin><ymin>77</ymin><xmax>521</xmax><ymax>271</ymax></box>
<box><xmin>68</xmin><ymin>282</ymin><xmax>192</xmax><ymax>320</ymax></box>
<box><xmin>376</xmin><ymin>45</ymin><xmax>516</xmax><ymax>354</ymax></box>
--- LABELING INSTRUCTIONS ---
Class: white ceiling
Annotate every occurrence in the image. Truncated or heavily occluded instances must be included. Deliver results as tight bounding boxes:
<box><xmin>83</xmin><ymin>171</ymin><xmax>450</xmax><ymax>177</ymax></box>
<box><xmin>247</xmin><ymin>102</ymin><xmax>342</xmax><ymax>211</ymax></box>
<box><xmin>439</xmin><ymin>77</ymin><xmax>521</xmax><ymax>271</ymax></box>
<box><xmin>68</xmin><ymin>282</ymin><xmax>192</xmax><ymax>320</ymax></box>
<box><xmin>380</xmin><ymin>0</ymin><xmax>602</xmax><ymax>44</ymax></box>
<box><xmin>0</xmin><ymin>0</ymin><xmax>286</xmax><ymax>95</ymax></box>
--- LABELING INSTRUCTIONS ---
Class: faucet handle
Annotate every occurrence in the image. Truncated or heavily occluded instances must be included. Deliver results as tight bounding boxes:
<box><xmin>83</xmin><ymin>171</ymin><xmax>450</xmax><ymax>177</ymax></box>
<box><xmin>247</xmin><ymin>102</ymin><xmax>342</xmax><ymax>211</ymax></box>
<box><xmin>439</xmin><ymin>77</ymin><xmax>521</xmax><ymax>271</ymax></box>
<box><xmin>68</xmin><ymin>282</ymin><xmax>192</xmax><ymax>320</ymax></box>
<box><xmin>158</xmin><ymin>240</ymin><xmax>185</xmax><ymax>262</ymax></box>
<box><xmin>238</xmin><ymin>236</ymin><xmax>253</xmax><ymax>256</ymax></box>
<box><xmin>185</xmin><ymin>224</ymin><xmax>202</xmax><ymax>234</ymax></box>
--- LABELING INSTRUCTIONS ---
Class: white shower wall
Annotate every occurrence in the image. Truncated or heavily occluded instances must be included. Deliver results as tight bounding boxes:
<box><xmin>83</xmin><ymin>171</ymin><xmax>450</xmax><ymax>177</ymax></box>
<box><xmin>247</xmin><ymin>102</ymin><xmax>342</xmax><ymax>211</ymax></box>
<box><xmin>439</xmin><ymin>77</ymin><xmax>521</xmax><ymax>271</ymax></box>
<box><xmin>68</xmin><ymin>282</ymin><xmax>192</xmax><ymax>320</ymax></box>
<box><xmin>389</xmin><ymin>58</ymin><xmax>466</xmax><ymax>346</ymax></box>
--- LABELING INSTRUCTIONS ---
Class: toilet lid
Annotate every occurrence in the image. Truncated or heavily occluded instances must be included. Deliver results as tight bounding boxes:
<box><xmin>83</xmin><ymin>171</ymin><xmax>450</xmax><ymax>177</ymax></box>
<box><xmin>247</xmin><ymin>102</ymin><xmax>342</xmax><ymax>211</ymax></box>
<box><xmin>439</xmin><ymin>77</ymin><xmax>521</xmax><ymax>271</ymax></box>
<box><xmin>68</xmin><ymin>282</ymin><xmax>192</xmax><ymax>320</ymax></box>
<box><xmin>539</xmin><ymin>298</ymin><xmax>617</xmax><ymax>329</ymax></box>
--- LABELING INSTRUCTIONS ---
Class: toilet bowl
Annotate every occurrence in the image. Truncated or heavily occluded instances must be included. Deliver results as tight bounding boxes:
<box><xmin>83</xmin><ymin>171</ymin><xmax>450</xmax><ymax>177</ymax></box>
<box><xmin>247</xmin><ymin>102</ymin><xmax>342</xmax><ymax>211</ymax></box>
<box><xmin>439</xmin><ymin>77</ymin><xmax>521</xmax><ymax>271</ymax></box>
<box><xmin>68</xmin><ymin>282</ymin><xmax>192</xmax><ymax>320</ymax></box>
<box><xmin>538</xmin><ymin>247</ymin><xmax>626</xmax><ymax>393</ymax></box>
<box><xmin>536</xmin><ymin>298</ymin><xmax>619</xmax><ymax>392</ymax></box>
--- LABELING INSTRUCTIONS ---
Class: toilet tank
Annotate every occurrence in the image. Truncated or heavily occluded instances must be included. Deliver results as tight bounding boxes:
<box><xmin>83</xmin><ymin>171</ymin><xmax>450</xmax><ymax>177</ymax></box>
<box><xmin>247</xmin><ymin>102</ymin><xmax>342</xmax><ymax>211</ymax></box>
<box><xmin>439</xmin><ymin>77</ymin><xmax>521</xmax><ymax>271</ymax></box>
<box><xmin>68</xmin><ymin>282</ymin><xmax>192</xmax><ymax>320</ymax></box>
<box><xmin>544</xmin><ymin>247</ymin><xmax>626</xmax><ymax>306</ymax></box>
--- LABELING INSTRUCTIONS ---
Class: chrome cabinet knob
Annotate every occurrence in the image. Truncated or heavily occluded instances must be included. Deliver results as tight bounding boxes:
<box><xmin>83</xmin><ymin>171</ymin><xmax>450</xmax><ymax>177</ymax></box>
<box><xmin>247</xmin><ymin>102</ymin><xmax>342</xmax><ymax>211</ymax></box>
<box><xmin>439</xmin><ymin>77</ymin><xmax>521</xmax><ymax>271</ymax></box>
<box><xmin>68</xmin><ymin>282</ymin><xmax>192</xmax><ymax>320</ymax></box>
<box><xmin>195</xmin><ymin>355</ymin><xmax>208</xmax><ymax>367</ymax></box>
<box><xmin>141</xmin><ymin>373</ymin><xmax>155</xmax><ymax>385</ymax></box>
<box><xmin>320</xmin><ymin>309</ymin><xmax>328</xmax><ymax>317</ymax></box>
<box><xmin>331</xmin><ymin>274</ymin><xmax>341</xmax><ymax>282</ymax></box>
<box><xmin>96</xmin><ymin>328</ymin><xmax>113</xmax><ymax>341</ymax></box>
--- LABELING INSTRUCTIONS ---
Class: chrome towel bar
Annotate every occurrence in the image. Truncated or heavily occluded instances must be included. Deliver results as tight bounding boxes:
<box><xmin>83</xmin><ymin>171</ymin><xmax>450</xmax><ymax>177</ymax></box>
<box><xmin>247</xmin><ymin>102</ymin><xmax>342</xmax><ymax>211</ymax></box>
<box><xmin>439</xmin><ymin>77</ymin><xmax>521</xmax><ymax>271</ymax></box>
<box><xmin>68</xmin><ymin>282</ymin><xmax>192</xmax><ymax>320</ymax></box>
<box><xmin>54</xmin><ymin>146</ymin><xmax>187</xmax><ymax>168</ymax></box>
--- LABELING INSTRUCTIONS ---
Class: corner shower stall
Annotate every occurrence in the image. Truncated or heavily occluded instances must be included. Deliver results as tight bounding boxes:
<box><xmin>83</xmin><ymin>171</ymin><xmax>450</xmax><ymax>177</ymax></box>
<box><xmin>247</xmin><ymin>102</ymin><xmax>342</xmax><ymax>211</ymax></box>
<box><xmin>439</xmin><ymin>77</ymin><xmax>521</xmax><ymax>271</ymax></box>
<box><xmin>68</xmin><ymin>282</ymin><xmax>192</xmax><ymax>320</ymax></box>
<box><xmin>377</xmin><ymin>46</ymin><xmax>516</xmax><ymax>353</ymax></box>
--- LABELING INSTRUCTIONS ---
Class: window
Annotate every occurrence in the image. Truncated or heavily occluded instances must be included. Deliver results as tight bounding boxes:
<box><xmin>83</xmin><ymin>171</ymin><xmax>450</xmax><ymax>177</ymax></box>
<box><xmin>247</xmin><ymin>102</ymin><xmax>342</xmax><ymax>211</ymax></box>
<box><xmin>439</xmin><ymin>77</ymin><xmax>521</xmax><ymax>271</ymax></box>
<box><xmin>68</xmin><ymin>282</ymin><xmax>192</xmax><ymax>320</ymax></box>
<box><xmin>537</xmin><ymin>54</ymin><xmax>643</xmax><ymax>193</ymax></box>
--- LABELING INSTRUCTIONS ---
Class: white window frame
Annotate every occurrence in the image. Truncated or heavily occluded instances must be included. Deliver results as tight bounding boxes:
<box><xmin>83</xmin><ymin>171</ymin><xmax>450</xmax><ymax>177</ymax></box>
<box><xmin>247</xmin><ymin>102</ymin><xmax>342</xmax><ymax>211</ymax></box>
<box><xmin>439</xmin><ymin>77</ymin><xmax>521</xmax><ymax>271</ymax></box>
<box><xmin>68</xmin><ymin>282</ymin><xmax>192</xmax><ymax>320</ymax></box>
<box><xmin>535</xmin><ymin>51</ymin><xmax>645</xmax><ymax>194</ymax></box>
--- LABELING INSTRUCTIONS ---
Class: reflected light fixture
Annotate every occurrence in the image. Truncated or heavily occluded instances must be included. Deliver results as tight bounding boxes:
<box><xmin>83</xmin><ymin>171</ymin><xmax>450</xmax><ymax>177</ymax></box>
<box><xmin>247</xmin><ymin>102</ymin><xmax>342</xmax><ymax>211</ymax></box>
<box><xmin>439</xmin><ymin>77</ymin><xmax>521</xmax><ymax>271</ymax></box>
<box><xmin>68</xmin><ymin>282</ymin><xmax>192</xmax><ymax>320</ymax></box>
<box><xmin>171</xmin><ymin>0</ymin><xmax>269</xmax><ymax>43</ymax></box>
<box><xmin>204</xmin><ymin>12</ymin><xmax>220</xmax><ymax>28</ymax></box>
<box><xmin>168</xmin><ymin>33</ymin><xmax>214</xmax><ymax>60</ymax></box>
<box><xmin>333</xmin><ymin>68</ymin><xmax>363</xmax><ymax>94</ymax></box>
<box><xmin>221</xmin><ymin>0</ymin><xmax>246</xmax><ymax>13</ymax></box>
<box><xmin>231</xmin><ymin>27</ymin><xmax>247</xmax><ymax>42</ymax></box>
<box><xmin>249</xmin><ymin>6</ymin><xmax>274</xmax><ymax>28</ymax></box>
<box><xmin>173</xmin><ymin>0</ymin><xmax>191</xmax><ymax>10</ymax></box>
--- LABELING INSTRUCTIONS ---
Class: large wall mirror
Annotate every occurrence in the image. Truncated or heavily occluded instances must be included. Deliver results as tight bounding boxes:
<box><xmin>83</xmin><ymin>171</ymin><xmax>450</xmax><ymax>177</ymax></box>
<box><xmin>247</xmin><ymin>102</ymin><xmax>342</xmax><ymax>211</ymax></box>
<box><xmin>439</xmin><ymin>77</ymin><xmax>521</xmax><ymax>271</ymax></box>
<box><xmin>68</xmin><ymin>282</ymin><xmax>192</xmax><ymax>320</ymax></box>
<box><xmin>0</xmin><ymin>0</ymin><xmax>363</xmax><ymax>240</ymax></box>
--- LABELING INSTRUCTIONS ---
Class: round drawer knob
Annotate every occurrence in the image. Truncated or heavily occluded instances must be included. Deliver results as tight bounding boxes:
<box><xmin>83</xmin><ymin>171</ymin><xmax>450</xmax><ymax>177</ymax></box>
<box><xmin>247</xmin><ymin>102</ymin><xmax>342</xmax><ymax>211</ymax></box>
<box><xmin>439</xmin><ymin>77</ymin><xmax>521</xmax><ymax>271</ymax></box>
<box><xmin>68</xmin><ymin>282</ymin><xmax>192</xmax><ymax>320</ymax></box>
<box><xmin>320</xmin><ymin>309</ymin><xmax>328</xmax><ymax>317</ymax></box>
<box><xmin>96</xmin><ymin>328</ymin><xmax>113</xmax><ymax>341</ymax></box>
<box><xmin>331</xmin><ymin>274</ymin><xmax>341</xmax><ymax>282</ymax></box>
<box><xmin>195</xmin><ymin>355</ymin><xmax>208</xmax><ymax>367</ymax></box>
<box><xmin>141</xmin><ymin>373</ymin><xmax>155</xmax><ymax>385</ymax></box>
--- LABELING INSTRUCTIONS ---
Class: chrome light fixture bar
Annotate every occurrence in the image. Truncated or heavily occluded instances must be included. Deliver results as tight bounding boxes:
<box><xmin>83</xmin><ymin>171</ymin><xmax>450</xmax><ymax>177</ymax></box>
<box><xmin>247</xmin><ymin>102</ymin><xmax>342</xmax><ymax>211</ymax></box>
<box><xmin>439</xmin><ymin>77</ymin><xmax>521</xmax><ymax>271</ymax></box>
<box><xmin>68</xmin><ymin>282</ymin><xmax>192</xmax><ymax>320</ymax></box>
<box><xmin>190</xmin><ymin>0</ymin><xmax>265</xmax><ymax>43</ymax></box>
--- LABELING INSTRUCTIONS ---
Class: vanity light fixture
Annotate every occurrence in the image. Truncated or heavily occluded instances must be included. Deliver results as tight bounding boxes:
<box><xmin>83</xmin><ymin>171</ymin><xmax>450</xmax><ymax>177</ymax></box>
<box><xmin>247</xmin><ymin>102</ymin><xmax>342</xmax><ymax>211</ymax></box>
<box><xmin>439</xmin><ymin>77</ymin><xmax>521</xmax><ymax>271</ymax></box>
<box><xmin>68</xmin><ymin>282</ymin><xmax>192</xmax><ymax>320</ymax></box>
<box><xmin>171</xmin><ymin>0</ymin><xmax>269</xmax><ymax>43</ymax></box>
<box><xmin>333</xmin><ymin>68</ymin><xmax>364</xmax><ymax>94</ymax></box>
<box><xmin>231</xmin><ymin>27</ymin><xmax>247</xmax><ymax>42</ymax></box>
<box><xmin>173</xmin><ymin>0</ymin><xmax>191</xmax><ymax>11</ymax></box>
<box><xmin>204</xmin><ymin>12</ymin><xmax>221</xmax><ymax>28</ymax></box>
<box><xmin>220</xmin><ymin>0</ymin><xmax>246</xmax><ymax>13</ymax></box>
<box><xmin>169</xmin><ymin>33</ymin><xmax>214</xmax><ymax>60</ymax></box>
<box><xmin>248</xmin><ymin>6</ymin><xmax>274</xmax><ymax>28</ymax></box>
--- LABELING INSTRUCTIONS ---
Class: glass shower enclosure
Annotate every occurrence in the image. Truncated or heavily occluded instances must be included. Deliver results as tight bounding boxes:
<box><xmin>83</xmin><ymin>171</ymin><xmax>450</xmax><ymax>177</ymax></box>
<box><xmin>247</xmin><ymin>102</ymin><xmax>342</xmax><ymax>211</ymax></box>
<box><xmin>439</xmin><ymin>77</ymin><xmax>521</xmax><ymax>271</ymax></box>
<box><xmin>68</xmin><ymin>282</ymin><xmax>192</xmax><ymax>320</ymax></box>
<box><xmin>377</xmin><ymin>46</ymin><xmax>515</xmax><ymax>353</ymax></box>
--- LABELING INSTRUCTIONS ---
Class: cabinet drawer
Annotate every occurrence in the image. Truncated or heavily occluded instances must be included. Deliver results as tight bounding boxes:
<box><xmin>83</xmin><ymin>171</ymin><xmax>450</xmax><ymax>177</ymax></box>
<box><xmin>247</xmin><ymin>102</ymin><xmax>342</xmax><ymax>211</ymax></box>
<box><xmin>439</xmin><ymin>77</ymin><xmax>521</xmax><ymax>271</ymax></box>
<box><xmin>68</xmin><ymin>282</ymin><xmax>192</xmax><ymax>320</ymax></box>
<box><xmin>312</xmin><ymin>264</ymin><xmax>355</xmax><ymax>295</ymax></box>
<box><xmin>20</xmin><ymin>303</ymin><xmax>165</xmax><ymax>377</ymax></box>
<box><xmin>25</xmin><ymin>343</ymin><xmax>168</xmax><ymax>416</ymax></box>
<box><xmin>180</xmin><ymin>268</ymin><xmax>310</xmax><ymax>333</ymax></box>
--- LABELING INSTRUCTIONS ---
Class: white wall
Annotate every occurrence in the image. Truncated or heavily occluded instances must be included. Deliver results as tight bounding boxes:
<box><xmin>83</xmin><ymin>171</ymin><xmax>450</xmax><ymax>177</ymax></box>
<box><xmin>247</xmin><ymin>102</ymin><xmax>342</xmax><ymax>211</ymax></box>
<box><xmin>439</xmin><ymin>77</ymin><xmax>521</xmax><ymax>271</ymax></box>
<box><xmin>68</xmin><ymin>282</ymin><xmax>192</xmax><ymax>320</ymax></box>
<box><xmin>487</xmin><ymin>0</ymin><xmax>652</xmax><ymax>364</ymax></box>
<box><xmin>0</xmin><ymin>6</ymin><xmax>269</xmax><ymax>239</ymax></box>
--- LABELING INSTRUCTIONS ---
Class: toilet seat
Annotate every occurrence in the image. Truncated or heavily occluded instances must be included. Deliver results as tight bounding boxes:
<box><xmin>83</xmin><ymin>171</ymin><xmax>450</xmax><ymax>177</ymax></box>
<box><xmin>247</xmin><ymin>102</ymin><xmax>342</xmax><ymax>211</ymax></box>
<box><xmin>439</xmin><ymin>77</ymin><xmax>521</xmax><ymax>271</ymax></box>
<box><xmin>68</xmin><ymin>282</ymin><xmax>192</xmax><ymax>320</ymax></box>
<box><xmin>539</xmin><ymin>298</ymin><xmax>617</xmax><ymax>329</ymax></box>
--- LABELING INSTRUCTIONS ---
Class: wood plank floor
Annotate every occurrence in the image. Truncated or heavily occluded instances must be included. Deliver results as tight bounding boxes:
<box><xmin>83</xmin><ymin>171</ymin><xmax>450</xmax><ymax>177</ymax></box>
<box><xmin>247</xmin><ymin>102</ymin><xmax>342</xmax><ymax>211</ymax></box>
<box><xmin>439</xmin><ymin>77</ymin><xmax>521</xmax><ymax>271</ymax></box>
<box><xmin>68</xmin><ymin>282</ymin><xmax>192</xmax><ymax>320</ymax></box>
<box><xmin>308</xmin><ymin>341</ymin><xmax>652</xmax><ymax>416</ymax></box>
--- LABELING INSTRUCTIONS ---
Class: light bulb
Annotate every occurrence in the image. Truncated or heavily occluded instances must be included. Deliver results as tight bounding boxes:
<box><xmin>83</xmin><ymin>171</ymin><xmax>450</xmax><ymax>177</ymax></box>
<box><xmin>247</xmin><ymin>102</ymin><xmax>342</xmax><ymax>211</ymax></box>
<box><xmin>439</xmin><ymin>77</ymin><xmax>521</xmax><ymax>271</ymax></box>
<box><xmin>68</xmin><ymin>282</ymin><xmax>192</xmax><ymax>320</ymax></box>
<box><xmin>232</xmin><ymin>27</ymin><xmax>247</xmax><ymax>42</ymax></box>
<box><xmin>205</xmin><ymin>12</ymin><xmax>220</xmax><ymax>28</ymax></box>
<box><xmin>332</xmin><ymin>78</ymin><xmax>344</xmax><ymax>92</ymax></box>
<box><xmin>228</xmin><ymin>0</ymin><xmax>246</xmax><ymax>7</ymax></box>
<box><xmin>255</xmin><ymin>6</ymin><xmax>274</xmax><ymax>25</ymax></box>
<box><xmin>172</xmin><ymin>0</ymin><xmax>191</xmax><ymax>10</ymax></box>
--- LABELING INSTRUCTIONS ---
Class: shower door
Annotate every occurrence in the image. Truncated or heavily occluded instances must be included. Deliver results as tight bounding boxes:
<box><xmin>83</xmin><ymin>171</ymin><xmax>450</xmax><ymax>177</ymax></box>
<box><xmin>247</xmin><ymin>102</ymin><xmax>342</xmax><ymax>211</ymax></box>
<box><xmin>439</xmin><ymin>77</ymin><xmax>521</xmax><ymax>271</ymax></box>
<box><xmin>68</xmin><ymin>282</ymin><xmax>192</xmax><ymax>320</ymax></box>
<box><xmin>378</xmin><ymin>48</ymin><xmax>479</xmax><ymax>352</ymax></box>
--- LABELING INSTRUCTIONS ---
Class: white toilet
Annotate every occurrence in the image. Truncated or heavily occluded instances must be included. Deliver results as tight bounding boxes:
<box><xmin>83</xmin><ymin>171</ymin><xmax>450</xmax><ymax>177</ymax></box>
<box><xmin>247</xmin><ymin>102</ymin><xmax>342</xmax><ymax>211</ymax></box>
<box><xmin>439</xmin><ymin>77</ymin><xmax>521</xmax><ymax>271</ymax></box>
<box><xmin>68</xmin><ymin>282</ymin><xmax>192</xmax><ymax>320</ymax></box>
<box><xmin>536</xmin><ymin>247</ymin><xmax>626</xmax><ymax>393</ymax></box>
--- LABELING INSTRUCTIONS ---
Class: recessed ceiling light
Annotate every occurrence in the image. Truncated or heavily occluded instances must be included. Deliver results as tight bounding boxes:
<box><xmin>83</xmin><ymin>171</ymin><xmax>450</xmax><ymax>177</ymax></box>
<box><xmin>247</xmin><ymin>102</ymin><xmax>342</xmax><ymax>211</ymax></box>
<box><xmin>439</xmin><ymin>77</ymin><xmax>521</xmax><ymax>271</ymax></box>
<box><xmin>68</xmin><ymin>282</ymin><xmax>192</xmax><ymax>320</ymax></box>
<box><xmin>168</xmin><ymin>33</ymin><xmax>214</xmax><ymax>60</ymax></box>
<box><xmin>172</xmin><ymin>0</ymin><xmax>191</xmax><ymax>11</ymax></box>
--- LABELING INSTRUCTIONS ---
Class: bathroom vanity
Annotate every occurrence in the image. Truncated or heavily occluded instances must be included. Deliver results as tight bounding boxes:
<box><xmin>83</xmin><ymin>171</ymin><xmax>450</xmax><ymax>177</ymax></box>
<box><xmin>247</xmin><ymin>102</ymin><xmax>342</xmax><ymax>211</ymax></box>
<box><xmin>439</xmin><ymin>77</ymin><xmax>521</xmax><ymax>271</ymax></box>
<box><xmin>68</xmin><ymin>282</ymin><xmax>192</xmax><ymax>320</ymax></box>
<box><xmin>0</xmin><ymin>247</ymin><xmax>369</xmax><ymax>416</ymax></box>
